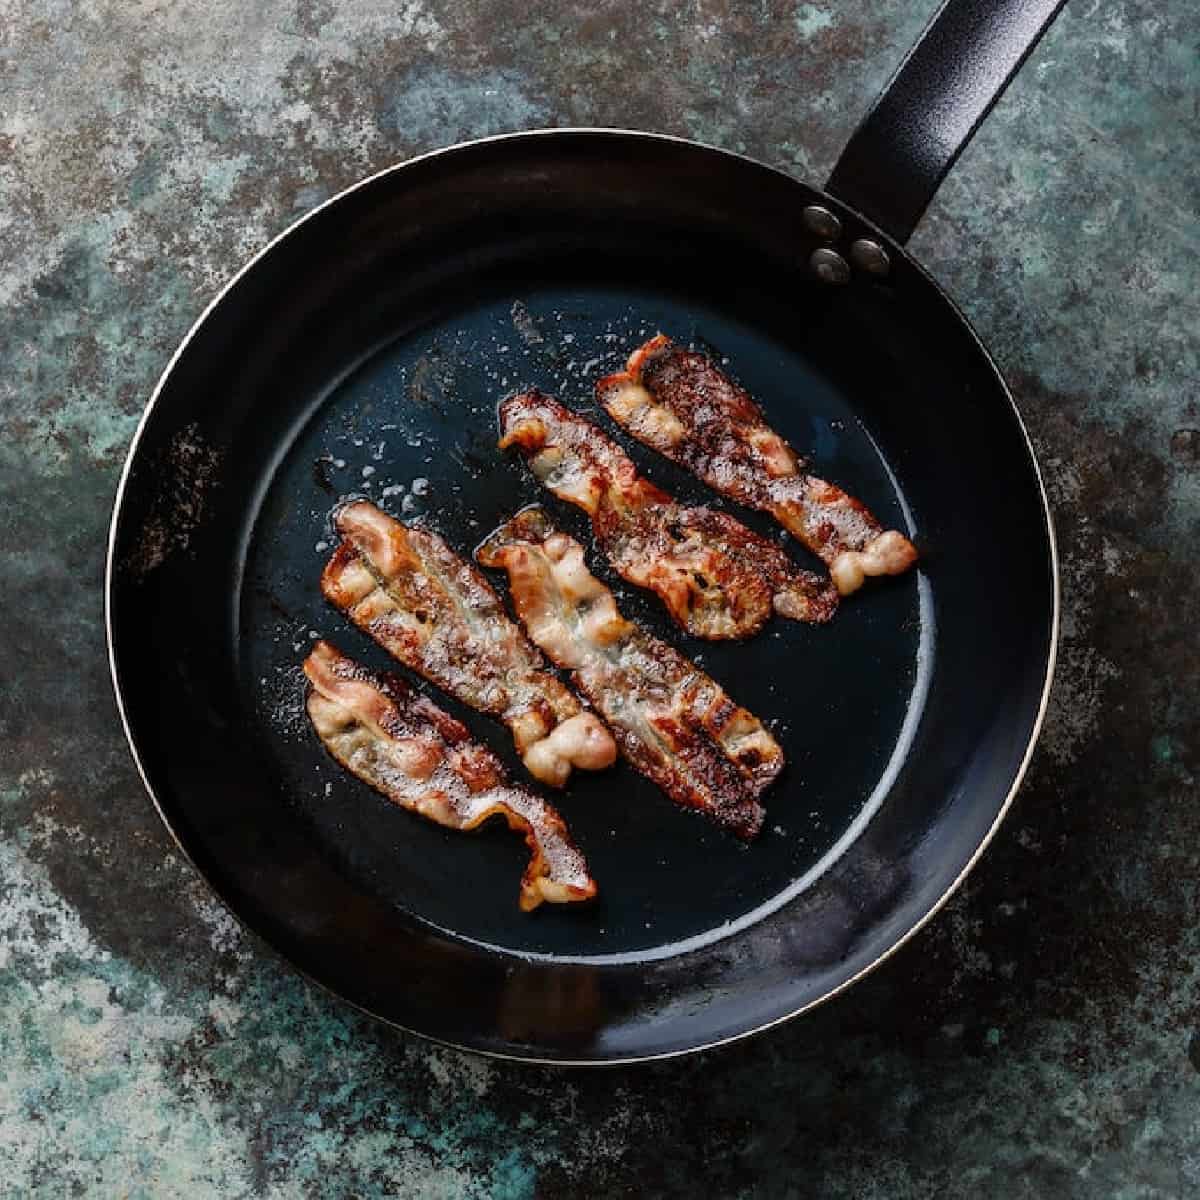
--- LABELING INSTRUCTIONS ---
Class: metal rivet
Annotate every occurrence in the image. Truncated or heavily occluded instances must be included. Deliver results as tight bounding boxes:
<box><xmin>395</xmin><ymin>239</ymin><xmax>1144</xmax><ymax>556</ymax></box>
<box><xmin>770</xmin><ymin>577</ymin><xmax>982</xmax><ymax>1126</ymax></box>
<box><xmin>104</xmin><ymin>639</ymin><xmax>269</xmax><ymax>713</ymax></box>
<box><xmin>850</xmin><ymin>238</ymin><xmax>891</xmax><ymax>276</ymax></box>
<box><xmin>810</xmin><ymin>247</ymin><xmax>850</xmax><ymax>285</ymax></box>
<box><xmin>802</xmin><ymin>204</ymin><xmax>842</xmax><ymax>241</ymax></box>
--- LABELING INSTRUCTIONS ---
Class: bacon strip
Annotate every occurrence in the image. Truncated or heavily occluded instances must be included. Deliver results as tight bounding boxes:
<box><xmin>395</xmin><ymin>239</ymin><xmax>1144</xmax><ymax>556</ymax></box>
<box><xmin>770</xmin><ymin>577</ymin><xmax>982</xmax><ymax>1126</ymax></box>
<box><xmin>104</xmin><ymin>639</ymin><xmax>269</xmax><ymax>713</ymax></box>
<box><xmin>477</xmin><ymin>508</ymin><xmax>783</xmax><ymax>840</ymax></box>
<box><xmin>498</xmin><ymin>391</ymin><xmax>837</xmax><ymax>640</ymax></box>
<box><xmin>596</xmin><ymin>336</ymin><xmax>918</xmax><ymax>596</ymax></box>
<box><xmin>322</xmin><ymin>501</ymin><xmax>616</xmax><ymax>788</ymax></box>
<box><xmin>303</xmin><ymin>641</ymin><xmax>596</xmax><ymax>910</ymax></box>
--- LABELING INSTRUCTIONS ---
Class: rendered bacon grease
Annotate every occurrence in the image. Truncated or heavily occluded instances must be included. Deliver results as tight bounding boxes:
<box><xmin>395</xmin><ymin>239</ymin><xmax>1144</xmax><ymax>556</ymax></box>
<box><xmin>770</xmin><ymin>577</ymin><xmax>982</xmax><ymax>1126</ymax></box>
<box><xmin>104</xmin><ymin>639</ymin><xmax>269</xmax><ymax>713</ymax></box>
<box><xmin>303</xmin><ymin>640</ymin><xmax>597</xmax><ymax>911</ymax></box>
<box><xmin>596</xmin><ymin>335</ymin><xmax>918</xmax><ymax>595</ymax></box>
<box><xmin>498</xmin><ymin>389</ymin><xmax>837</xmax><ymax>639</ymax></box>
<box><xmin>322</xmin><ymin>500</ymin><xmax>616</xmax><ymax>788</ymax></box>
<box><xmin>477</xmin><ymin>507</ymin><xmax>783</xmax><ymax>840</ymax></box>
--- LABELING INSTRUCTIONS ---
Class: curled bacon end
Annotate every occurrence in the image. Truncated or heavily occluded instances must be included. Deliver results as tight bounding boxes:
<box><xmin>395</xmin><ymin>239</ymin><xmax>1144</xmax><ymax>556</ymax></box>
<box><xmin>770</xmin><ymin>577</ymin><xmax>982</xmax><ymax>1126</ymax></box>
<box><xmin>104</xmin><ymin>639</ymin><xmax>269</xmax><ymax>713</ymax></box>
<box><xmin>498</xmin><ymin>390</ymin><xmax>838</xmax><ymax>638</ymax></box>
<box><xmin>321</xmin><ymin>500</ymin><xmax>616</xmax><ymax>788</ymax></box>
<box><xmin>478</xmin><ymin>508</ymin><xmax>782</xmax><ymax>841</ymax></box>
<box><xmin>304</xmin><ymin>640</ymin><xmax>597</xmax><ymax>911</ymax></box>
<box><xmin>597</xmin><ymin>336</ymin><xmax>918</xmax><ymax>596</ymax></box>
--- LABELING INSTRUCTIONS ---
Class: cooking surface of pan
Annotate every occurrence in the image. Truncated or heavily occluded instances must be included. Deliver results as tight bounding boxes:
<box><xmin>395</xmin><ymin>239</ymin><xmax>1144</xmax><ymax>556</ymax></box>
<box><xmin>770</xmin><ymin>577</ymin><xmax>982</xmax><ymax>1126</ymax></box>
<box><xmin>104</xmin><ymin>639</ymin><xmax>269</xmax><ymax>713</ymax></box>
<box><xmin>246</xmin><ymin>285</ymin><xmax>927</xmax><ymax>961</ymax></box>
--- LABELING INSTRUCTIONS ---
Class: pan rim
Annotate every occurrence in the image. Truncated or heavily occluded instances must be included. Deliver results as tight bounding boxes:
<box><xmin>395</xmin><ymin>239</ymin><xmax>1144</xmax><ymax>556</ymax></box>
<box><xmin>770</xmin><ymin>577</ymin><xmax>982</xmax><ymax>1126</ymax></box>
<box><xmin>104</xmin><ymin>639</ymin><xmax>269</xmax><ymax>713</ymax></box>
<box><xmin>105</xmin><ymin>127</ymin><xmax>1060</xmax><ymax>1066</ymax></box>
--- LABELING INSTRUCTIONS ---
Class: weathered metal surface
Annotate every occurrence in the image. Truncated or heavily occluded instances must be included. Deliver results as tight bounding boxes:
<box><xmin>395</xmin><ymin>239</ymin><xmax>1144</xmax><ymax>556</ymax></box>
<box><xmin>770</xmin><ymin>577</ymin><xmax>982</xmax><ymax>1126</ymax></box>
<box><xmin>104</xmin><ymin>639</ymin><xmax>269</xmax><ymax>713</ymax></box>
<box><xmin>1</xmin><ymin>1</ymin><xmax>1196</xmax><ymax>1193</ymax></box>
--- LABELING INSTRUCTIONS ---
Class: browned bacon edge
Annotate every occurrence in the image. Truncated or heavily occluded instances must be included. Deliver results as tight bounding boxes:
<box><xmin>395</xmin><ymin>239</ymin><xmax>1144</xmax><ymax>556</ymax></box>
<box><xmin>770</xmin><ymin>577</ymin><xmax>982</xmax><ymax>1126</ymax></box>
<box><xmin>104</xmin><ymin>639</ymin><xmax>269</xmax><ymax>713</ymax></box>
<box><xmin>596</xmin><ymin>335</ymin><xmax>918</xmax><ymax>596</ymax></box>
<box><xmin>477</xmin><ymin>507</ymin><xmax>784</xmax><ymax>841</ymax></box>
<box><xmin>303</xmin><ymin>639</ymin><xmax>596</xmax><ymax>911</ymax></box>
<box><xmin>321</xmin><ymin>500</ymin><xmax>616</xmax><ymax>789</ymax></box>
<box><xmin>497</xmin><ymin>390</ymin><xmax>838</xmax><ymax>640</ymax></box>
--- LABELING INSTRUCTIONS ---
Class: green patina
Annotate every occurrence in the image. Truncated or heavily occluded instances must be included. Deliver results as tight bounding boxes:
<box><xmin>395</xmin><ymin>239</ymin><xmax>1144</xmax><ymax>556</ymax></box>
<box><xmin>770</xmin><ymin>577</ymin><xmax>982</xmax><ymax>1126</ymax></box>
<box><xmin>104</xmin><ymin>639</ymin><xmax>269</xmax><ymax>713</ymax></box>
<box><xmin>2</xmin><ymin>0</ymin><xmax>1198</xmax><ymax>1195</ymax></box>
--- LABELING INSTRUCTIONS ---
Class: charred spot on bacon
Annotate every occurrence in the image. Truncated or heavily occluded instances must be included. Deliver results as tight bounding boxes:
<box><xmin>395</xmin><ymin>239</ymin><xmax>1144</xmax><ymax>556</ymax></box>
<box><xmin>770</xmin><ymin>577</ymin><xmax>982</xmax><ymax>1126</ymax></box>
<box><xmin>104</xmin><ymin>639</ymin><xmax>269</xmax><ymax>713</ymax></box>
<box><xmin>498</xmin><ymin>390</ymin><xmax>837</xmax><ymax>639</ymax></box>
<box><xmin>596</xmin><ymin>336</ymin><xmax>918</xmax><ymax>596</ymax></box>
<box><xmin>322</xmin><ymin>500</ymin><xmax>616</xmax><ymax>789</ymax></box>
<box><xmin>477</xmin><ymin>507</ymin><xmax>783</xmax><ymax>841</ymax></box>
<box><xmin>304</xmin><ymin>640</ymin><xmax>597</xmax><ymax>911</ymax></box>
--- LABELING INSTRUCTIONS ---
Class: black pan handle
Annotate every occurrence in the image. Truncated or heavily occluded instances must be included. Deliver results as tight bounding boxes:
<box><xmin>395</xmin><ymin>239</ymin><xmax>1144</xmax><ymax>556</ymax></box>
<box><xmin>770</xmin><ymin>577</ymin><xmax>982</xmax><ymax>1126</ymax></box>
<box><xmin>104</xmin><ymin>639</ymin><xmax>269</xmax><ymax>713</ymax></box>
<box><xmin>826</xmin><ymin>0</ymin><xmax>1067</xmax><ymax>244</ymax></box>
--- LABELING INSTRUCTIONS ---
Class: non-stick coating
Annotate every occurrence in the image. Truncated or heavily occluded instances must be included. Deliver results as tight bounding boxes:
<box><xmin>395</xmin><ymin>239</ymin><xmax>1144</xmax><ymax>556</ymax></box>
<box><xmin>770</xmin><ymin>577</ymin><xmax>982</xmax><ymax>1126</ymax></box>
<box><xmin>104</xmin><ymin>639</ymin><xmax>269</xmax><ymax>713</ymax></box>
<box><xmin>107</xmin><ymin>132</ymin><xmax>1055</xmax><ymax>1061</ymax></box>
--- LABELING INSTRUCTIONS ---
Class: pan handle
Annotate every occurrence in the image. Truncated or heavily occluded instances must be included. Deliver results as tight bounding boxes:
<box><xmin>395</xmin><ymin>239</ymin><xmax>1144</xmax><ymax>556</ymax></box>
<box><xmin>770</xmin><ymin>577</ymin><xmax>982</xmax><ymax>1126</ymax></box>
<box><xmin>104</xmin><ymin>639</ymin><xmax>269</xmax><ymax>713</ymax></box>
<box><xmin>826</xmin><ymin>0</ymin><xmax>1067</xmax><ymax>245</ymax></box>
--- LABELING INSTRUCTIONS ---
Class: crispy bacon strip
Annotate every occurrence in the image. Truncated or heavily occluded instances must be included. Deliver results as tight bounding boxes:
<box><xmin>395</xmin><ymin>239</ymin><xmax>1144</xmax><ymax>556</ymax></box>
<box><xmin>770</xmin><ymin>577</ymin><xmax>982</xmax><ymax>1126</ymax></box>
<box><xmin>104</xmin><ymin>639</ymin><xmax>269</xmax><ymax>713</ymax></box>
<box><xmin>303</xmin><ymin>641</ymin><xmax>596</xmax><ymax>911</ymax></box>
<box><xmin>477</xmin><ymin>508</ymin><xmax>783</xmax><ymax>840</ymax></box>
<box><xmin>596</xmin><ymin>336</ymin><xmax>918</xmax><ymax>596</ymax></box>
<box><xmin>322</xmin><ymin>501</ymin><xmax>616</xmax><ymax>788</ymax></box>
<box><xmin>498</xmin><ymin>391</ymin><xmax>837</xmax><ymax>639</ymax></box>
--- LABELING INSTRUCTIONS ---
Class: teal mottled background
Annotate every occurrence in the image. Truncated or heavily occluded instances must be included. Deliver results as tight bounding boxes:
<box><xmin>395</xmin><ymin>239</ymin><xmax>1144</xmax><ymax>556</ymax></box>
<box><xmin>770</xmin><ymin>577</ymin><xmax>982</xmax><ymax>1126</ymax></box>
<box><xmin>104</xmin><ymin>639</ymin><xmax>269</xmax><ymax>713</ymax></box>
<box><xmin>2</xmin><ymin>1</ymin><xmax>1198</xmax><ymax>1195</ymax></box>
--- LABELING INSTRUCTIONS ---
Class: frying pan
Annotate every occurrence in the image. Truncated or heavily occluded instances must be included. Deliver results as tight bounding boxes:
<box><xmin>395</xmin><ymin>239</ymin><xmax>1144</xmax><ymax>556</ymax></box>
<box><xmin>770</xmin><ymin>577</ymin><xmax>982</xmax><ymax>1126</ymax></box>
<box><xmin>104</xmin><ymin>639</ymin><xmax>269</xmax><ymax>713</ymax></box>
<box><xmin>106</xmin><ymin>0</ymin><xmax>1063</xmax><ymax>1063</ymax></box>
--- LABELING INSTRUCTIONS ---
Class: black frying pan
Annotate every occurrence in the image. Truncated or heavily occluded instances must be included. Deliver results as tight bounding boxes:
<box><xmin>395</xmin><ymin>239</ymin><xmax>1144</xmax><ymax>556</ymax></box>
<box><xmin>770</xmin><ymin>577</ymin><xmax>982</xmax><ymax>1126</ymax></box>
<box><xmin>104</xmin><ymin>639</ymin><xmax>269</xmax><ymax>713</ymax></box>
<box><xmin>106</xmin><ymin>0</ymin><xmax>1063</xmax><ymax>1063</ymax></box>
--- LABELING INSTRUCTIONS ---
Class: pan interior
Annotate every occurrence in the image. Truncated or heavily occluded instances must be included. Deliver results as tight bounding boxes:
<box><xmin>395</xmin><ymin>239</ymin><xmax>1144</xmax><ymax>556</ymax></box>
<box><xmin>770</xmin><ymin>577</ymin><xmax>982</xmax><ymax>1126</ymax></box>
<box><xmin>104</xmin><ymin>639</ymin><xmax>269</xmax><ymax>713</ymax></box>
<box><xmin>241</xmin><ymin>279</ymin><xmax>927</xmax><ymax>962</ymax></box>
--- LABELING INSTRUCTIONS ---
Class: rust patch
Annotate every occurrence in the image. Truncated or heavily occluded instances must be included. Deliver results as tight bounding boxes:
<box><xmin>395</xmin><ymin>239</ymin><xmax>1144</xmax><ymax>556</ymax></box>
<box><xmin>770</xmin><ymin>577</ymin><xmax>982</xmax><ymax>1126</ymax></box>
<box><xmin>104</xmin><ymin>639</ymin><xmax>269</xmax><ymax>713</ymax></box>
<box><xmin>1170</xmin><ymin>428</ymin><xmax>1200</xmax><ymax>464</ymax></box>
<box><xmin>123</xmin><ymin>423</ymin><xmax>223</xmax><ymax>578</ymax></box>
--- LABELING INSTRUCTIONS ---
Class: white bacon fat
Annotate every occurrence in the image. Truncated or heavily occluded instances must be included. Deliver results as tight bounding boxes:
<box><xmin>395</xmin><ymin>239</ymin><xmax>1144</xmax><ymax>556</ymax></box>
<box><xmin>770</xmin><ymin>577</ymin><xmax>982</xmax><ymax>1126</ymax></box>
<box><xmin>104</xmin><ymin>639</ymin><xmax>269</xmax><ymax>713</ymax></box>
<box><xmin>597</xmin><ymin>336</ymin><xmax>918</xmax><ymax>596</ymax></box>
<box><xmin>304</xmin><ymin>640</ymin><xmax>597</xmax><ymax>911</ymax></box>
<box><xmin>322</xmin><ymin>501</ymin><xmax>616</xmax><ymax>788</ymax></box>
<box><xmin>477</xmin><ymin>508</ymin><xmax>783</xmax><ymax>840</ymax></box>
<box><xmin>498</xmin><ymin>390</ymin><xmax>837</xmax><ymax>639</ymax></box>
